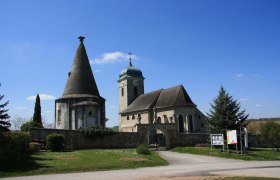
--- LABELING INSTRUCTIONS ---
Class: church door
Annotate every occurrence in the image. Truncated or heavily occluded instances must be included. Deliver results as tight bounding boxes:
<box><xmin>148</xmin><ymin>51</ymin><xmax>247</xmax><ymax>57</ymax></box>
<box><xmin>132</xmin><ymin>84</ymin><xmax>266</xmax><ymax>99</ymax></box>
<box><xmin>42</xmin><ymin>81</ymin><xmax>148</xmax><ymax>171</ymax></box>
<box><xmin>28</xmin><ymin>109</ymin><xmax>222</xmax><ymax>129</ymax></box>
<box><xmin>178</xmin><ymin>115</ymin><xmax>184</xmax><ymax>133</ymax></box>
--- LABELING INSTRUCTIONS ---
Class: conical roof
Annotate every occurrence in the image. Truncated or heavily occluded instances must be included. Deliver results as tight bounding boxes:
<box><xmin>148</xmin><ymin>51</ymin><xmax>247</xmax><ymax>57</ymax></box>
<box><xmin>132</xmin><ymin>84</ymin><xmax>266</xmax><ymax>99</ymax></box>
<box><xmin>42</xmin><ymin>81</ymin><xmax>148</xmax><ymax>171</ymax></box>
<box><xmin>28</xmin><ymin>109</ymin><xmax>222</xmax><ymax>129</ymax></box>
<box><xmin>61</xmin><ymin>37</ymin><xmax>100</xmax><ymax>98</ymax></box>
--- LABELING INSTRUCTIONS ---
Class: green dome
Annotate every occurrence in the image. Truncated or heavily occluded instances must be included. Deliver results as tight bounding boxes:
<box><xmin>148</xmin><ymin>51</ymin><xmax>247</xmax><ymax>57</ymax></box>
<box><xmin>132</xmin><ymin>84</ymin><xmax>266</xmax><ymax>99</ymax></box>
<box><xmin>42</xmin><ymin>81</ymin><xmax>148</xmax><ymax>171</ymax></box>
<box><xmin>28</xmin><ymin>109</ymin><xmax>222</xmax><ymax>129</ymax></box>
<box><xmin>119</xmin><ymin>63</ymin><xmax>144</xmax><ymax>79</ymax></box>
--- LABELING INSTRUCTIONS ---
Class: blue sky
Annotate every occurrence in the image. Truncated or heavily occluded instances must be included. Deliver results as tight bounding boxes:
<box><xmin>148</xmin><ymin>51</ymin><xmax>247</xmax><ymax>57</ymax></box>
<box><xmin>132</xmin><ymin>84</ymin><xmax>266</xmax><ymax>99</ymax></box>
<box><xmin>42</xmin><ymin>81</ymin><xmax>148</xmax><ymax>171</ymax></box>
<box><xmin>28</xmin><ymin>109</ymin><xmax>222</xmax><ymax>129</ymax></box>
<box><xmin>1</xmin><ymin>0</ymin><xmax>280</xmax><ymax>128</ymax></box>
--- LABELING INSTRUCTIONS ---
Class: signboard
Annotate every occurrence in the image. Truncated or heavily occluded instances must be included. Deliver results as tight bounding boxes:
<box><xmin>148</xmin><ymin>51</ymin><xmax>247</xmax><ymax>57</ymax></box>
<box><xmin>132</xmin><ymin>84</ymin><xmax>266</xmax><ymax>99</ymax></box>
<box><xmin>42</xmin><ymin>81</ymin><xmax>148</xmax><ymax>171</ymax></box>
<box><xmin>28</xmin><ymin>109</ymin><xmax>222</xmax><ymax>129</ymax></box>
<box><xmin>211</xmin><ymin>134</ymin><xmax>224</xmax><ymax>145</ymax></box>
<box><xmin>226</xmin><ymin>130</ymin><xmax>237</xmax><ymax>145</ymax></box>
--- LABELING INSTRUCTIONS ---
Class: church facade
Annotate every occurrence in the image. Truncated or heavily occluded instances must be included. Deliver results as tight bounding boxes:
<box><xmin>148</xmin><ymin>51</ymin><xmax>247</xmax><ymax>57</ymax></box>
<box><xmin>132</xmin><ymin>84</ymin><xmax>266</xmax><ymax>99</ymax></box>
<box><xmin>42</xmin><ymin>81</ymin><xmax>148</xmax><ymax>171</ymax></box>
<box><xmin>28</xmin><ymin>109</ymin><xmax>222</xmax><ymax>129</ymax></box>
<box><xmin>118</xmin><ymin>60</ymin><xmax>207</xmax><ymax>133</ymax></box>
<box><xmin>55</xmin><ymin>37</ymin><xmax>106</xmax><ymax>130</ymax></box>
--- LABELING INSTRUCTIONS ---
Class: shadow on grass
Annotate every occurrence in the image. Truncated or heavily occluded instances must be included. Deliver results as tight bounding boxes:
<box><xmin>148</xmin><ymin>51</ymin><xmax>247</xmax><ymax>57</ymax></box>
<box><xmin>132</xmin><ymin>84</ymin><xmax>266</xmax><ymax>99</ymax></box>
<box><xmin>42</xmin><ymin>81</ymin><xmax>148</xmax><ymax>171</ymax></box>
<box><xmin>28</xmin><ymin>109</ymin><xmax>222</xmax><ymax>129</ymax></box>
<box><xmin>0</xmin><ymin>153</ymin><xmax>51</xmax><ymax>176</ymax></box>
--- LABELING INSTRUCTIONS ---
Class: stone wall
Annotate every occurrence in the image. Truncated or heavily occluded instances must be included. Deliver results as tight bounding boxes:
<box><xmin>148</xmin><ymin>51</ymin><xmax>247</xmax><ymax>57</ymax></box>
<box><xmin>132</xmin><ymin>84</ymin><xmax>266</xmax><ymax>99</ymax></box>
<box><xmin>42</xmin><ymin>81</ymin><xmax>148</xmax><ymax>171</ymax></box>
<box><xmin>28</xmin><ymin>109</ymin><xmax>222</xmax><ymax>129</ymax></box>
<box><xmin>30</xmin><ymin>128</ymin><xmax>209</xmax><ymax>150</ymax></box>
<box><xmin>30</xmin><ymin>128</ymin><xmax>140</xmax><ymax>149</ymax></box>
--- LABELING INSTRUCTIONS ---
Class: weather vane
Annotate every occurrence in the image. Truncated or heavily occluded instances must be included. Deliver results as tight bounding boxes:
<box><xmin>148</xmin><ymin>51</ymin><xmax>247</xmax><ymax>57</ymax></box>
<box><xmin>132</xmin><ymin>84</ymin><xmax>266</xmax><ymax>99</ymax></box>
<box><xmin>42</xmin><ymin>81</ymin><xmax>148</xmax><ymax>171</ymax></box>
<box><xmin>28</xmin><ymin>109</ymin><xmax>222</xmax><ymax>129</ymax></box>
<box><xmin>128</xmin><ymin>52</ymin><xmax>133</xmax><ymax>66</ymax></box>
<box><xmin>78</xmin><ymin>36</ymin><xmax>85</xmax><ymax>43</ymax></box>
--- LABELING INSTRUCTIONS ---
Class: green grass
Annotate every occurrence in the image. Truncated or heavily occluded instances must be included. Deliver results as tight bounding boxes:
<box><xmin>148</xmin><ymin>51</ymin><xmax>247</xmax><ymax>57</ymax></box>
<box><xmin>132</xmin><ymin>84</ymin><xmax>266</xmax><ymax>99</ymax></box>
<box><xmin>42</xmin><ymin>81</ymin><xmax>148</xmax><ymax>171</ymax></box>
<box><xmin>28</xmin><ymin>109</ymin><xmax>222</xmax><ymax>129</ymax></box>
<box><xmin>0</xmin><ymin>149</ymin><xmax>168</xmax><ymax>178</ymax></box>
<box><xmin>172</xmin><ymin>147</ymin><xmax>280</xmax><ymax>161</ymax></box>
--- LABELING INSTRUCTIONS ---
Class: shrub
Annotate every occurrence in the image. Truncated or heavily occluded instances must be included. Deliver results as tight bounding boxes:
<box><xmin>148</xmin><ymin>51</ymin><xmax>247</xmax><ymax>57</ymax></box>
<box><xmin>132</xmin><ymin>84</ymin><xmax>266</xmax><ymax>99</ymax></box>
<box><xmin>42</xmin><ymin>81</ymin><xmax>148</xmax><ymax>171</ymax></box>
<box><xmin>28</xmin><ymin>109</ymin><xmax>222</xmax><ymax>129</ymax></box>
<box><xmin>0</xmin><ymin>132</ymin><xmax>31</xmax><ymax>167</ymax></box>
<box><xmin>21</xmin><ymin>120</ymin><xmax>43</xmax><ymax>132</ymax></box>
<box><xmin>79</xmin><ymin>125</ymin><xmax>116</xmax><ymax>139</ymax></box>
<box><xmin>136</xmin><ymin>144</ymin><xmax>150</xmax><ymax>155</ymax></box>
<box><xmin>29</xmin><ymin>142</ymin><xmax>41</xmax><ymax>152</ymax></box>
<box><xmin>46</xmin><ymin>134</ymin><xmax>65</xmax><ymax>152</ymax></box>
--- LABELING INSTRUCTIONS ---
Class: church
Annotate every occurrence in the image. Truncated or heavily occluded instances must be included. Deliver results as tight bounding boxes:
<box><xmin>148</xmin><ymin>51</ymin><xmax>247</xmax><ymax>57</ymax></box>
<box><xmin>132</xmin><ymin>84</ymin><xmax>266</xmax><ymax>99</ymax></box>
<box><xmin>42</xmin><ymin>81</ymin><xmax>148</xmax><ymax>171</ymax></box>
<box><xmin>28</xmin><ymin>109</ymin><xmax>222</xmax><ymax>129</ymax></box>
<box><xmin>118</xmin><ymin>58</ymin><xmax>207</xmax><ymax>134</ymax></box>
<box><xmin>55</xmin><ymin>37</ymin><xmax>106</xmax><ymax>129</ymax></box>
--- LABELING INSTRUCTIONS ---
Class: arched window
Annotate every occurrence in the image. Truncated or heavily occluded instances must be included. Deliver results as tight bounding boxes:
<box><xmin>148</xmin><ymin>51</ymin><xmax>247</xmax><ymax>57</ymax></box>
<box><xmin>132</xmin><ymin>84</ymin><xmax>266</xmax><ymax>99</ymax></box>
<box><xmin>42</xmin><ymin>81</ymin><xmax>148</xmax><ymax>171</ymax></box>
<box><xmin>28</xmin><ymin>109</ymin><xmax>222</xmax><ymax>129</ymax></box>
<box><xmin>163</xmin><ymin>115</ymin><xmax>168</xmax><ymax>123</ymax></box>
<box><xmin>157</xmin><ymin>117</ymin><xmax>161</xmax><ymax>124</ymax></box>
<box><xmin>132</xmin><ymin>115</ymin><xmax>135</xmax><ymax>119</ymax></box>
<box><xmin>121</xmin><ymin>88</ymin><xmax>124</xmax><ymax>96</ymax></box>
<box><xmin>187</xmin><ymin>114</ymin><xmax>193</xmax><ymax>133</ymax></box>
<box><xmin>127</xmin><ymin>116</ymin><xmax>130</xmax><ymax>120</ymax></box>
<box><xmin>134</xmin><ymin>87</ymin><xmax>138</xmax><ymax>97</ymax></box>
<box><xmin>178</xmin><ymin>115</ymin><xmax>184</xmax><ymax>133</ymax></box>
<box><xmin>88</xmin><ymin>111</ymin><xmax>92</xmax><ymax>116</ymax></box>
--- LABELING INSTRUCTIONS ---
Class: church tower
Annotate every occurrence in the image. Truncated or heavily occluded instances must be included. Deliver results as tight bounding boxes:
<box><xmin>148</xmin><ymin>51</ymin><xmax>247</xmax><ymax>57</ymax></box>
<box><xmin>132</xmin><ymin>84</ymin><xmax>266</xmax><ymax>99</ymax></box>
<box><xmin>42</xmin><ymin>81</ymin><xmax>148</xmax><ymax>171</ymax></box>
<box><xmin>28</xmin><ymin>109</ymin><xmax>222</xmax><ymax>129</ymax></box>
<box><xmin>118</xmin><ymin>55</ymin><xmax>144</xmax><ymax>113</ymax></box>
<box><xmin>55</xmin><ymin>36</ymin><xmax>106</xmax><ymax>130</ymax></box>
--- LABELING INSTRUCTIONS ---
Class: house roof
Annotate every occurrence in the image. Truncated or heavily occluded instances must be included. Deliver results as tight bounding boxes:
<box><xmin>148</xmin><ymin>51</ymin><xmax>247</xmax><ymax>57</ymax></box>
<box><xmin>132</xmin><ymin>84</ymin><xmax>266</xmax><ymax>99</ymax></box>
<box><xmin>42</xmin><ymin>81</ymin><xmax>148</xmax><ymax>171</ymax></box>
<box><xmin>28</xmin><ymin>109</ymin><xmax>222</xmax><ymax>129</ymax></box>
<box><xmin>59</xmin><ymin>37</ymin><xmax>101</xmax><ymax>99</ymax></box>
<box><xmin>120</xmin><ymin>85</ymin><xmax>195</xmax><ymax>114</ymax></box>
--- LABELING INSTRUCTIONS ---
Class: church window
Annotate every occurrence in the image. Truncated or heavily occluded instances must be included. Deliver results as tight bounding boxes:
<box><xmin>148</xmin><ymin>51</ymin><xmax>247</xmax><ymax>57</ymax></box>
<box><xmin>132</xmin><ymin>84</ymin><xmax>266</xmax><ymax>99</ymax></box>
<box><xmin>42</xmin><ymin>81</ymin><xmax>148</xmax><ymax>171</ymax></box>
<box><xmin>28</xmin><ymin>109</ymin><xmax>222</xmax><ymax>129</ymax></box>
<box><xmin>88</xmin><ymin>111</ymin><xmax>92</xmax><ymax>116</ymax></box>
<box><xmin>134</xmin><ymin>87</ymin><xmax>138</xmax><ymax>97</ymax></box>
<box><xmin>57</xmin><ymin>110</ymin><xmax>61</xmax><ymax>124</ymax></box>
<box><xmin>127</xmin><ymin>116</ymin><xmax>130</xmax><ymax>120</ymax></box>
<box><xmin>132</xmin><ymin>115</ymin><xmax>135</xmax><ymax>119</ymax></box>
<box><xmin>163</xmin><ymin>115</ymin><xmax>168</xmax><ymax>123</ymax></box>
<box><xmin>188</xmin><ymin>114</ymin><xmax>194</xmax><ymax>133</ymax></box>
<box><xmin>121</xmin><ymin>88</ymin><xmax>124</xmax><ymax>96</ymax></box>
<box><xmin>157</xmin><ymin>117</ymin><xmax>162</xmax><ymax>124</ymax></box>
<box><xmin>201</xmin><ymin>123</ymin><xmax>204</xmax><ymax>128</ymax></box>
<box><xmin>178</xmin><ymin>115</ymin><xmax>184</xmax><ymax>133</ymax></box>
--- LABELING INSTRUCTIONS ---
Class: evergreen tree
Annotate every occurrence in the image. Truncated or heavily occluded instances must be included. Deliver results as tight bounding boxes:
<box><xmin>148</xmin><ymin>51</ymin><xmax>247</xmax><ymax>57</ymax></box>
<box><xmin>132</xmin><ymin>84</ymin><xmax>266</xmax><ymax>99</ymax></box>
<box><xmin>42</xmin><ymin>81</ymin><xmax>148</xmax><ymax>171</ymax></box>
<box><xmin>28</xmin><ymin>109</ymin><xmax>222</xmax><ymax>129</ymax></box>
<box><xmin>207</xmin><ymin>86</ymin><xmax>249</xmax><ymax>134</ymax></box>
<box><xmin>0</xmin><ymin>83</ymin><xmax>11</xmax><ymax>132</ymax></box>
<box><xmin>33</xmin><ymin>94</ymin><xmax>43</xmax><ymax>127</ymax></box>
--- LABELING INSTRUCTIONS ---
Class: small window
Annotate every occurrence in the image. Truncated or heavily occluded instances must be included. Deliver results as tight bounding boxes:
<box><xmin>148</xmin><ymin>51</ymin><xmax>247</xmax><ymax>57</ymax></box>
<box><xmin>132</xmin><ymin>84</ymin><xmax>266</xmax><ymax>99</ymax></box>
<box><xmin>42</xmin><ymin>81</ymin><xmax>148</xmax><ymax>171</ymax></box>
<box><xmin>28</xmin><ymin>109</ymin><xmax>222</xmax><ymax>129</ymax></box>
<box><xmin>89</xmin><ymin>111</ymin><xmax>92</xmax><ymax>116</ymax></box>
<box><xmin>132</xmin><ymin>115</ymin><xmax>135</xmax><ymax>119</ymax></box>
<box><xmin>121</xmin><ymin>88</ymin><xmax>124</xmax><ymax>96</ymax></box>
<box><xmin>134</xmin><ymin>87</ymin><xmax>138</xmax><ymax>97</ymax></box>
<box><xmin>127</xmin><ymin>116</ymin><xmax>130</xmax><ymax>120</ymax></box>
<box><xmin>201</xmin><ymin>123</ymin><xmax>204</xmax><ymax>128</ymax></box>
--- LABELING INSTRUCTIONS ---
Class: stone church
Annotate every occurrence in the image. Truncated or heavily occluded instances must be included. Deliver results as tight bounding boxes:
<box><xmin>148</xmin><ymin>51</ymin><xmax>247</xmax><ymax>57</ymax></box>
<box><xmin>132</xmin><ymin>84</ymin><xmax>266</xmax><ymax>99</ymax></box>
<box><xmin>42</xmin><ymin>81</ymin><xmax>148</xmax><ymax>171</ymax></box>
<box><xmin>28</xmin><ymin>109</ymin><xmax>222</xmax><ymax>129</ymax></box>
<box><xmin>118</xmin><ymin>59</ymin><xmax>207</xmax><ymax>133</ymax></box>
<box><xmin>55</xmin><ymin>37</ymin><xmax>106</xmax><ymax>129</ymax></box>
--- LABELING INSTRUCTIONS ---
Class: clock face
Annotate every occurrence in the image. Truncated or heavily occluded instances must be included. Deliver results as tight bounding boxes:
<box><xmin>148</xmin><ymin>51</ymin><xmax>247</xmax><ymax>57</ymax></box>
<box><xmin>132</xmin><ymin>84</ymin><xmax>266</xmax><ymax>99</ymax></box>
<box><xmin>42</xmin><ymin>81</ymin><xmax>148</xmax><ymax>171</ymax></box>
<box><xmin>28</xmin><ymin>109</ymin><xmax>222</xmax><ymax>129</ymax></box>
<box><xmin>133</xmin><ymin>79</ymin><xmax>138</xmax><ymax>85</ymax></box>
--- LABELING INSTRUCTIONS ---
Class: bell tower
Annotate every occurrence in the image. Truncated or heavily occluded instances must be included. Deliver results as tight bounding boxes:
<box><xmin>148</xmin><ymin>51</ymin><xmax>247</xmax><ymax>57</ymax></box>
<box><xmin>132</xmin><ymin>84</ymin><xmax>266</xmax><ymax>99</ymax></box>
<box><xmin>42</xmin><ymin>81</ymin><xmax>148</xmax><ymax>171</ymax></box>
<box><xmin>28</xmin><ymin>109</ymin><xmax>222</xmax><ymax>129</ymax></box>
<box><xmin>118</xmin><ymin>53</ymin><xmax>144</xmax><ymax>113</ymax></box>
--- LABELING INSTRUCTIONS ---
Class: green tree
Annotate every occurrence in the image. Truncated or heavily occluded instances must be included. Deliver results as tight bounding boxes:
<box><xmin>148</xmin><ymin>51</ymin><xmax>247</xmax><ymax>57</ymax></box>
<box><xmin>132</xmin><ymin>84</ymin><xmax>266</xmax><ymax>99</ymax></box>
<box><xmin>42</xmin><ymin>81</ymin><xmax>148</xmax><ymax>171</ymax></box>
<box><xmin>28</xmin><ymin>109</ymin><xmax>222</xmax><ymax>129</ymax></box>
<box><xmin>20</xmin><ymin>119</ymin><xmax>43</xmax><ymax>132</ymax></box>
<box><xmin>259</xmin><ymin>121</ymin><xmax>280</xmax><ymax>151</ymax></box>
<box><xmin>207</xmin><ymin>86</ymin><xmax>249</xmax><ymax>134</ymax></box>
<box><xmin>33</xmin><ymin>94</ymin><xmax>43</xmax><ymax>127</ymax></box>
<box><xmin>0</xmin><ymin>83</ymin><xmax>11</xmax><ymax>132</ymax></box>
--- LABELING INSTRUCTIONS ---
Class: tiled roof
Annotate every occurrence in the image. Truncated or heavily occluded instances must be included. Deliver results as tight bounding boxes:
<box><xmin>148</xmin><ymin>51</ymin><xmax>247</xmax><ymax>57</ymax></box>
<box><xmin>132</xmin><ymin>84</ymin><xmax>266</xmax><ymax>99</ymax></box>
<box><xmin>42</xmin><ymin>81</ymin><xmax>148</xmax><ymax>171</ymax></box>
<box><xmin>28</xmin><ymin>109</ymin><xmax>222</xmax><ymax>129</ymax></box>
<box><xmin>120</xmin><ymin>85</ymin><xmax>195</xmax><ymax>114</ymax></box>
<box><xmin>60</xmin><ymin>38</ymin><xmax>101</xmax><ymax>99</ymax></box>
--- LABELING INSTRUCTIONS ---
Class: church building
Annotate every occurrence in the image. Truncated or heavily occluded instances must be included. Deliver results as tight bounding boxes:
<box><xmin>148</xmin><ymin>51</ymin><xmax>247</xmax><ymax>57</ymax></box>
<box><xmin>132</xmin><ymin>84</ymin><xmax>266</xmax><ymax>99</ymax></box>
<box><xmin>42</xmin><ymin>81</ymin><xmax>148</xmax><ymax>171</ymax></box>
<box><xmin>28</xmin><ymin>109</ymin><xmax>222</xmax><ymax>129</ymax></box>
<box><xmin>118</xmin><ymin>58</ymin><xmax>207</xmax><ymax>133</ymax></box>
<box><xmin>55</xmin><ymin>37</ymin><xmax>106</xmax><ymax>130</ymax></box>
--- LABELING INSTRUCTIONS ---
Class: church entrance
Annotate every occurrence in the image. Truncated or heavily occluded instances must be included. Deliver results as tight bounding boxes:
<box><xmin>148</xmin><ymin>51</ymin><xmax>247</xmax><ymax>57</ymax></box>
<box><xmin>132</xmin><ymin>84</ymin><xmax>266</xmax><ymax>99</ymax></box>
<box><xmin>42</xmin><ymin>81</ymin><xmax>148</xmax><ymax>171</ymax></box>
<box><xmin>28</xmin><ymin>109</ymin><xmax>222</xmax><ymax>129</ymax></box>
<box><xmin>147</xmin><ymin>127</ymin><xmax>168</xmax><ymax>150</ymax></box>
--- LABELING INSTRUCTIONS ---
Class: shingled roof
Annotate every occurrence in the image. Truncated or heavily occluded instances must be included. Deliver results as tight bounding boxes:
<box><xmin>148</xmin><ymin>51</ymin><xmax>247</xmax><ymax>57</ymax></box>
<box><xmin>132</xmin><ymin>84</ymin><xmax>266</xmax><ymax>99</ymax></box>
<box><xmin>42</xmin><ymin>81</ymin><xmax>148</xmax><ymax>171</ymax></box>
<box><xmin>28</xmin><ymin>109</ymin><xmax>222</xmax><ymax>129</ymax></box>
<box><xmin>120</xmin><ymin>85</ymin><xmax>195</xmax><ymax>114</ymax></box>
<box><xmin>121</xmin><ymin>89</ymin><xmax>162</xmax><ymax>114</ymax></box>
<box><xmin>155</xmin><ymin>85</ymin><xmax>195</xmax><ymax>108</ymax></box>
<box><xmin>60</xmin><ymin>37</ymin><xmax>101</xmax><ymax>99</ymax></box>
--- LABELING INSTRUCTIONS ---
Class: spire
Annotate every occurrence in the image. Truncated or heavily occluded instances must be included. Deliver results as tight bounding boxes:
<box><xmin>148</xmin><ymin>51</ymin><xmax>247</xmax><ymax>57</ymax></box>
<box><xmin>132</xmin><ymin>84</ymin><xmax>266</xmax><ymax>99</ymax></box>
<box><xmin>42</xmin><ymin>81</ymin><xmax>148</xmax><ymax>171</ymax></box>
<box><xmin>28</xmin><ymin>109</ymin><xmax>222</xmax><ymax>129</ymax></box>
<box><xmin>128</xmin><ymin>52</ymin><xmax>133</xmax><ymax>66</ymax></box>
<box><xmin>62</xmin><ymin>37</ymin><xmax>100</xmax><ymax>97</ymax></box>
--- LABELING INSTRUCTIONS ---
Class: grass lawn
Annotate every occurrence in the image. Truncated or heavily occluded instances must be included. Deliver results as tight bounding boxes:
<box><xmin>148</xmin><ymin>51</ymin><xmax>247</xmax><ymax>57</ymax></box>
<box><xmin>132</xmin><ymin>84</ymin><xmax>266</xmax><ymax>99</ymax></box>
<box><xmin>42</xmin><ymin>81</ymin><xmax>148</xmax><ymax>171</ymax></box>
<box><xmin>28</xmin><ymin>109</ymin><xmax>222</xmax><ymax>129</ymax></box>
<box><xmin>0</xmin><ymin>149</ymin><xmax>168</xmax><ymax>178</ymax></box>
<box><xmin>172</xmin><ymin>147</ymin><xmax>280</xmax><ymax>161</ymax></box>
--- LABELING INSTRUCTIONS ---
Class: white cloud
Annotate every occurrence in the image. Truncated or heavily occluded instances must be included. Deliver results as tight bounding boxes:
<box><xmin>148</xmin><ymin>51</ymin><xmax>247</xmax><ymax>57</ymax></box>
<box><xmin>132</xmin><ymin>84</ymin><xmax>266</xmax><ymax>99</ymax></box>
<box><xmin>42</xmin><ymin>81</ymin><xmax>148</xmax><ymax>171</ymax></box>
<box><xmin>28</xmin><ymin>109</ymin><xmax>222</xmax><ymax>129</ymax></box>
<box><xmin>256</xmin><ymin>104</ymin><xmax>262</xmax><ymax>107</ymax></box>
<box><xmin>27</xmin><ymin>94</ymin><xmax>56</xmax><ymax>101</ymax></box>
<box><xmin>236</xmin><ymin>74</ymin><xmax>244</xmax><ymax>78</ymax></box>
<box><xmin>239</xmin><ymin>98</ymin><xmax>249</xmax><ymax>102</ymax></box>
<box><xmin>92</xmin><ymin>51</ymin><xmax>137</xmax><ymax>64</ymax></box>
